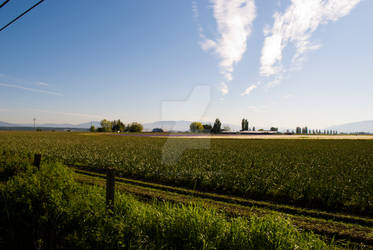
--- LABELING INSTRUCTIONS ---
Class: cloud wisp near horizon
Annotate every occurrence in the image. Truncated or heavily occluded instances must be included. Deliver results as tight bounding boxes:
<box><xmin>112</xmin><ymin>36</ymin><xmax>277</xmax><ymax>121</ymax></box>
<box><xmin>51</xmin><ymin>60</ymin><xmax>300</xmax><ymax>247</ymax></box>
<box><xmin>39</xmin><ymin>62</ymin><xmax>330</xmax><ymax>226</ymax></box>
<box><xmin>0</xmin><ymin>83</ymin><xmax>63</xmax><ymax>96</ymax></box>
<box><xmin>241</xmin><ymin>84</ymin><xmax>257</xmax><ymax>96</ymax></box>
<box><xmin>35</xmin><ymin>81</ymin><xmax>49</xmax><ymax>87</ymax></box>
<box><xmin>0</xmin><ymin>107</ymin><xmax>113</xmax><ymax>124</ymax></box>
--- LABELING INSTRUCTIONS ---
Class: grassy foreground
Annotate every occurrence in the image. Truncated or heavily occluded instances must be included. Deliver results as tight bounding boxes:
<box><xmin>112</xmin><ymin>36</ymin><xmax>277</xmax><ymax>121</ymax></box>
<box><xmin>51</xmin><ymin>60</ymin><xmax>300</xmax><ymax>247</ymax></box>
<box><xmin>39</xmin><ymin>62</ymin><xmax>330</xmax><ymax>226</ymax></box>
<box><xmin>73</xmin><ymin>168</ymin><xmax>373</xmax><ymax>247</ymax></box>
<box><xmin>0</xmin><ymin>163</ymin><xmax>331</xmax><ymax>250</ymax></box>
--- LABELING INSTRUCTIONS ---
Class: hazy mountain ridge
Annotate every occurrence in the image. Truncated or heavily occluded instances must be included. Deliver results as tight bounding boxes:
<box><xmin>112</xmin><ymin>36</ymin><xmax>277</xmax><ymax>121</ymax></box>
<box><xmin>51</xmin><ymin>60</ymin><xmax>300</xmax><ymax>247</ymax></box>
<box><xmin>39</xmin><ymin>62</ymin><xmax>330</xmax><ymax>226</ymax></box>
<box><xmin>0</xmin><ymin>121</ymin><xmax>13</xmax><ymax>127</ymax></box>
<box><xmin>0</xmin><ymin>121</ymin><xmax>101</xmax><ymax>129</ymax></box>
<box><xmin>327</xmin><ymin>120</ymin><xmax>373</xmax><ymax>133</ymax></box>
<box><xmin>2</xmin><ymin>120</ymin><xmax>371</xmax><ymax>133</ymax></box>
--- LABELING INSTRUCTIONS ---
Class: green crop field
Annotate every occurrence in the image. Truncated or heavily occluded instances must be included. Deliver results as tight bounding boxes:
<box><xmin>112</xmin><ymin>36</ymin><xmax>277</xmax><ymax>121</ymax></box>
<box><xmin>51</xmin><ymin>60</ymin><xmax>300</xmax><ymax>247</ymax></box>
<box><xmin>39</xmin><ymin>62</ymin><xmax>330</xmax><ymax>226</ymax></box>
<box><xmin>1</xmin><ymin>131</ymin><xmax>373</xmax><ymax>248</ymax></box>
<box><xmin>1</xmin><ymin>131</ymin><xmax>372</xmax><ymax>216</ymax></box>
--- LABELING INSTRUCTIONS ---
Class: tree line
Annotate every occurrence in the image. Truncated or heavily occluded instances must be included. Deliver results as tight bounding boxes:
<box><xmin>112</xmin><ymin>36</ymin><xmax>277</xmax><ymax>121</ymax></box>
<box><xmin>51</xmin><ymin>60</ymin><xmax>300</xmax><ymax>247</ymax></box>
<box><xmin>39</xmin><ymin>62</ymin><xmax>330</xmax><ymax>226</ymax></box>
<box><xmin>190</xmin><ymin>119</ymin><xmax>223</xmax><ymax>134</ymax></box>
<box><xmin>190</xmin><ymin>118</ymin><xmax>257</xmax><ymax>134</ymax></box>
<box><xmin>295</xmin><ymin>127</ymin><xmax>338</xmax><ymax>135</ymax></box>
<box><xmin>91</xmin><ymin>119</ymin><xmax>143</xmax><ymax>133</ymax></box>
<box><xmin>91</xmin><ymin>118</ymin><xmax>338</xmax><ymax>135</ymax></box>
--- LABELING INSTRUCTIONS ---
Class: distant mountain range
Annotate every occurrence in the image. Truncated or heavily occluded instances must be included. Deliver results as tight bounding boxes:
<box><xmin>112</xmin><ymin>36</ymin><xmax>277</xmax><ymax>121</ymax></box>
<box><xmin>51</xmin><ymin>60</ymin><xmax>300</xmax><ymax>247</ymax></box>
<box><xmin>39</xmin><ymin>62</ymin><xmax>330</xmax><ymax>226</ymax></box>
<box><xmin>0</xmin><ymin>121</ymin><xmax>101</xmax><ymax>129</ymax></box>
<box><xmin>0</xmin><ymin>121</ymin><xmax>12</xmax><ymax>127</ymax></box>
<box><xmin>326</xmin><ymin>120</ymin><xmax>373</xmax><ymax>133</ymax></box>
<box><xmin>1</xmin><ymin>120</ymin><xmax>371</xmax><ymax>133</ymax></box>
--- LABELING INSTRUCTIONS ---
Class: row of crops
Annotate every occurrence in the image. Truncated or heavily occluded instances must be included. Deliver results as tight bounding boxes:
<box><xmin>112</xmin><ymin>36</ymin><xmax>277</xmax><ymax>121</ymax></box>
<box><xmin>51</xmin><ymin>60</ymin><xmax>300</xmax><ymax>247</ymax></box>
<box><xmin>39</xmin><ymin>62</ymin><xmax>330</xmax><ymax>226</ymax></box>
<box><xmin>0</xmin><ymin>131</ymin><xmax>372</xmax><ymax>215</ymax></box>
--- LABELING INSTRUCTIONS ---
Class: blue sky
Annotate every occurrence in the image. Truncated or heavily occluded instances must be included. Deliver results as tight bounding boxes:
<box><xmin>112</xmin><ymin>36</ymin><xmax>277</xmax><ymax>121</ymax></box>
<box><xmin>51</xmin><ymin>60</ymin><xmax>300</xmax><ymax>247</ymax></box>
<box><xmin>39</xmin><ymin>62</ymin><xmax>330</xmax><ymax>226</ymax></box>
<box><xmin>0</xmin><ymin>0</ymin><xmax>372</xmax><ymax>129</ymax></box>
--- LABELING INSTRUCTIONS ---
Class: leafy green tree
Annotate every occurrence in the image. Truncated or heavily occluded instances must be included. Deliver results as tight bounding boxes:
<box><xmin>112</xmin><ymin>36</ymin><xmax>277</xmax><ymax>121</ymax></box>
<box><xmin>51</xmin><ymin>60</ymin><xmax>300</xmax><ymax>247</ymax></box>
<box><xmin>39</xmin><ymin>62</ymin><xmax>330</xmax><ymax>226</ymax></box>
<box><xmin>270</xmin><ymin>127</ymin><xmax>278</xmax><ymax>132</ymax></box>
<box><xmin>241</xmin><ymin>119</ymin><xmax>249</xmax><ymax>131</ymax></box>
<box><xmin>302</xmin><ymin>127</ymin><xmax>308</xmax><ymax>134</ymax></box>
<box><xmin>211</xmin><ymin>118</ymin><xmax>222</xmax><ymax>134</ymax></box>
<box><xmin>129</xmin><ymin>122</ymin><xmax>143</xmax><ymax>132</ymax></box>
<box><xmin>89</xmin><ymin>125</ymin><xmax>95</xmax><ymax>132</ymax></box>
<box><xmin>296</xmin><ymin>127</ymin><xmax>302</xmax><ymax>134</ymax></box>
<box><xmin>100</xmin><ymin>119</ymin><xmax>112</xmax><ymax>132</ymax></box>
<box><xmin>190</xmin><ymin>122</ymin><xmax>203</xmax><ymax>133</ymax></box>
<box><xmin>112</xmin><ymin>120</ymin><xmax>125</xmax><ymax>132</ymax></box>
<box><xmin>202</xmin><ymin>124</ymin><xmax>212</xmax><ymax>133</ymax></box>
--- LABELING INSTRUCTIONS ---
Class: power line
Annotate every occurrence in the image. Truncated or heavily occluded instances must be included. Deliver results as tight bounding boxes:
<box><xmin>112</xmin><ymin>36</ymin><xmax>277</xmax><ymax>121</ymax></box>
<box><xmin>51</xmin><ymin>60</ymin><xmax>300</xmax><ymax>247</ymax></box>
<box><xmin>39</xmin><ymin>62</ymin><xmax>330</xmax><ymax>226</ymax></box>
<box><xmin>0</xmin><ymin>0</ymin><xmax>10</xmax><ymax>9</ymax></box>
<box><xmin>0</xmin><ymin>0</ymin><xmax>45</xmax><ymax>32</ymax></box>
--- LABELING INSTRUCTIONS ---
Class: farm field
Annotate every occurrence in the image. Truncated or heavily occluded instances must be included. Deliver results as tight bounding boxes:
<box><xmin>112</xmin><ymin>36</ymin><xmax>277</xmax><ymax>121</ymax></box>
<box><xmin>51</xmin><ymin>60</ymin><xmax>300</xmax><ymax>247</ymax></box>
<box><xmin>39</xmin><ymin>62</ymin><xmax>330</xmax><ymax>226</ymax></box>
<box><xmin>148</xmin><ymin>134</ymin><xmax>373</xmax><ymax>140</ymax></box>
<box><xmin>175</xmin><ymin>134</ymin><xmax>373</xmax><ymax>139</ymax></box>
<box><xmin>1</xmin><ymin>131</ymin><xmax>373</xmax><ymax>247</ymax></box>
<box><xmin>0</xmin><ymin>131</ymin><xmax>373</xmax><ymax>215</ymax></box>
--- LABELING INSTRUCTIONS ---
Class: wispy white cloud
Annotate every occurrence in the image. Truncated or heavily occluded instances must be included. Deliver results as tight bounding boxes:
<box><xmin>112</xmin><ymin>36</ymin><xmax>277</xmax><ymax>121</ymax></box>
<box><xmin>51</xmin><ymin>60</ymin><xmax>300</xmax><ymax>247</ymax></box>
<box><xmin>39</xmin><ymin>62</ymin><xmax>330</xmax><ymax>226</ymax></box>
<box><xmin>218</xmin><ymin>82</ymin><xmax>229</xmax><ymax>95</ymax></box>
<box><xmin>207</xmin><ymin>0</ymin><xmax>256</xmax><ymax>81</ymax></box>
<box><xmin>260</xmin><ymin>0</ymin><xmax>360</xmax><ymax>79</ymax></box>
<box><xmin>0</xmin><ymin>107</ymin><xmax>106</xmax><ymax>120</ymax></box>
<box><xmin>200</xmin><ymin>39</ymin><xmax>217</xmax><ymax>51</ymax></box>
<box><xmin>198</xmin><ymin>0</ymin><xmax>256</xmax><ymax>94</ymax></box>
<box><xmin>266</xmin><ymin>75</ymin><xmax>284</xmax><ymax>88</ymax></box>
<box><xmin>192</xmin><ymin>1</ymin><xmax>207</xmax><ymax>42</ymax></box>
<box><xmin>35</xmin><ymin>81</ymin><xmax>49</xmax><ymax>87</ymax></box>
<box><xmin>0</xmin><ymin>83</ymin><xmax>63</xmax><ymax>96</ymax></box>
<box><xmin>192</xmin><ymin>1</ymin><xmax>199</xmax><ymax>19</ymax></box>
<box><xmin>241</xmin><ymin>84</ymin><xmax>257</xmax><ymax>96</ymax></box>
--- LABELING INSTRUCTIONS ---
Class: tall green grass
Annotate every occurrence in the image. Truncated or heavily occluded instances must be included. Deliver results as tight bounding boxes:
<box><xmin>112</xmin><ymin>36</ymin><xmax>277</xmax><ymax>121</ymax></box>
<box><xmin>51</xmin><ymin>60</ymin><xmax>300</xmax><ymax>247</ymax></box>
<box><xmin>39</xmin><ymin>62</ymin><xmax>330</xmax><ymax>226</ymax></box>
<box><xmin>0</xmin><ymin>163</ymin><xmax>330</xmax><ymax>249</ymax></box>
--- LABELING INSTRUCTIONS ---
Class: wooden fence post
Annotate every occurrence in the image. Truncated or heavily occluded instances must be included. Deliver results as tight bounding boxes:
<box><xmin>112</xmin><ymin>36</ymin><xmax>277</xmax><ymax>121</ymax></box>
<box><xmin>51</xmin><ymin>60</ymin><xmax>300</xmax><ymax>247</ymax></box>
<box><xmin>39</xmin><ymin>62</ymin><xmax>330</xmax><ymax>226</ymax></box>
<box><xmin>33</xmin><ymin>154</ymin><xmax>41</xmax><ymax>169</ymax></box>
<box><xmin>106</xmin><ymin>168</ymin><xmax>115</xmax><ymax>212</ymax></box>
